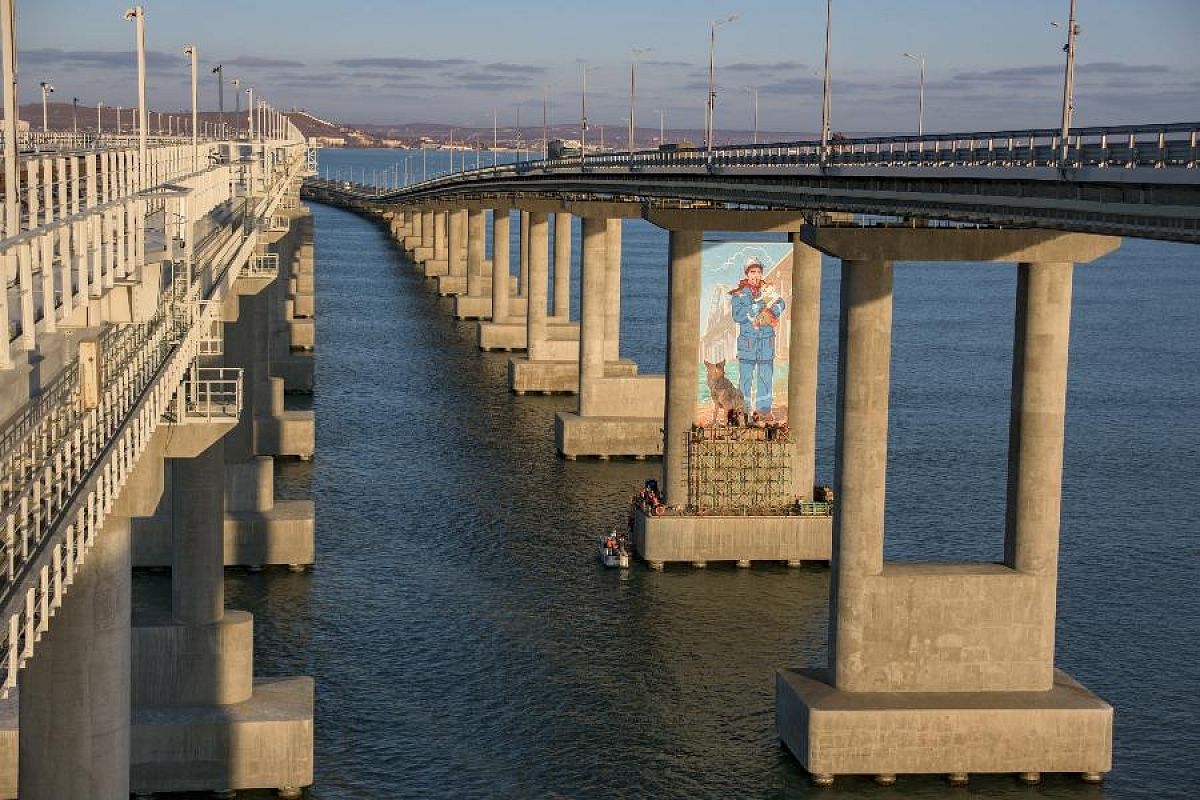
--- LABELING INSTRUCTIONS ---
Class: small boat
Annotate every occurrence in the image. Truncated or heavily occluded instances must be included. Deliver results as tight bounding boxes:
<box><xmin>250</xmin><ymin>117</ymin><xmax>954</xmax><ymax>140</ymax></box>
<box><xmin>598</xmin><ymin>530</ymin><xmax>631</xmax><ymax>569</ymax></box>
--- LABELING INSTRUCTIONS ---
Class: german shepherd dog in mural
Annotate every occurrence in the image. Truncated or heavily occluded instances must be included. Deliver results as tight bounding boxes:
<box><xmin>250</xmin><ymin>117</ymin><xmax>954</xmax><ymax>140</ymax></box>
<box><xmin>704</xmin><ymin>360</ymin><xmax>745</xmax><ymax>425</ymax></box>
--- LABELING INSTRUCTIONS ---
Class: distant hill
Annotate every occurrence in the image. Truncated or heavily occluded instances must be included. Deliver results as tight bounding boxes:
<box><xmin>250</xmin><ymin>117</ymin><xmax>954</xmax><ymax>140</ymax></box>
<box><xmin>12</xmin><ymin>101</ymin><xmax>829</xmax><ymax>149</ymax></box>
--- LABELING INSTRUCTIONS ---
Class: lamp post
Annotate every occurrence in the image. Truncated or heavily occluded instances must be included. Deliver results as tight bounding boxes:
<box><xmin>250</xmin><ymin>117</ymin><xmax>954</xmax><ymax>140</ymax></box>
<box><xmin>743</xmin><ymin>86</ymin><xmax>758</xmax><ymax>144</ymax></box>
<box><xmin>654</xmin><ymin>108</ymin><xmax>665</xmax><ymax>144</ymax></box>
<box><xmin>231</xmin><ymin>78</ymin><xmax>240</xmax><ymax>136</ymax></box>
<box><xmin>39</xmin><ymin>81</ymin><xmax>54</xmax><ymax>131</ymax></box>
<box><xmin>820</xmin><ymin>0</ymin><xmax>832</xmax><ymax>160</ymax></box>
<box><xmin>72</xmin><ymin>96</ymin><xmax>78</xmax><ymax>135</ymax></box>
<box><xmin>706</xmin><ymin>14</ymin><xmax>737</xmax><ymax>153</ymax></box>
<box><xmin>902</xmin><ymin>52</ymin><xmax>925</xmax><ymax>136</ymax></box>
<box><xmin>1052</xmin><ymin>0</ymin><xmax>1080</xmax><ymax>163</ymax></box>
<box><xmin>629</xmin><ymin>47</ymin><xmax>651</xmax><ymax>152</ymax></box>
<box><xmin>116</xmin><ymin>105</ymin><xmax>122</xmax><ymax>134</ymax></box>
<box><xmin>97</xmin><ymin>100</ymin><xmax>103</xmax><ymax>133</ymax></box>
<box><xmin>123</xmin><ymin>6</ymin><xmax>147</xmax><ymax>183</ymax></box>
<box><xmin>212</xmin><ymin>63</ymin><xmax>224</xmax><ymax>133</ymax></box>
<box><xmin>2</xmin><ymin>0</ymin><xmax>19</xmax><ymax>247</ymax></box>
<box><xmin>184</xmin><ymin>45</ymin><xmax>198</xmax><ymax>168</ymax></box>
<box><xmin>579</xmin><ymin>60</ymin><xmax>590</xmax><ymax>162</ymax></box>
<box><xmin>246</xmin><ymin>87</ymin><xmax>253</xmax><ymax>139</ymax></box>
<box><xmin>542</xmin><ymin>86</ymin><xmax>549</xmax><ymax>159</ymax></box>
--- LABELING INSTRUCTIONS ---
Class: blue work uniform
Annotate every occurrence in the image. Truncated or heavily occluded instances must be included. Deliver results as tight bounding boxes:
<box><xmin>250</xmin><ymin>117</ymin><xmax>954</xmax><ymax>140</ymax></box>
<box><xmin>730</xmin><ymin>287</ymin><xmax>786</xmax><ymax>414</ymax></box>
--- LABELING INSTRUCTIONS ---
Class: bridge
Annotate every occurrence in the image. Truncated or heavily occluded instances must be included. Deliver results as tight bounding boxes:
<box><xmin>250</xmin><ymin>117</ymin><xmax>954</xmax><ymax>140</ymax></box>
<box><xmin>303</xmin><ymin>123</ymin><xmax>1198</xmax><ymax>787</ymax></box>
<box><xmin>0</xmin><ymin>21</ymin><xmax>319</xmax><ymax>794</ymax></box>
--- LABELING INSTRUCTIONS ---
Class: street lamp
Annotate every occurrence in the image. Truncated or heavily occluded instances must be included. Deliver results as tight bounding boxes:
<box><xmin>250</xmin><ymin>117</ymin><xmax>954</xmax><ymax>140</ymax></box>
<box><xmin>212</xmin><ymin>63</ymin><xmax>224</xmax><ymax>132</ymax></box>
<box><xmin>39</xmin><ymin>81</ymin><xmax>54</xmax><ymax>131</ymax></box>
<box><xmin>1052</xmin><ymin>0</ymin><xmax>1080</xmax><ymax>163</ymax></box>
<box><xmin>231</xmin><ymin>78</ymin><xmax>241</xmax><ymax>136</ymax></box>
<box><xmin>97</xmin><ymin>101</ymin><xmax>103</xmax><ymax>133</ymax></box>
<box><xmin>116</xmin><ymin>105</ymin><xmax>122</xmax><ymax>134</ymax></box>
<box><xmin>706</xmin><ymin>13</ymin><xmax>737</xmax><ymax>153</ymax></box>
<box><xmin>629</xmin><ymin>47</ymin><xmax>651</xmax><ymax>152</ymax></box>
<box><xmin>820</xmin><ymin>0</ymin><xmax>832</xmax><ymax>160</ymax></box>
<box><xmin>902</xmin><ymin>52</ymin><xmax>925</xmax><ymax>136</ymax></box>
<box><xmin>744</xmin><ymin>86</ymin><xmax>758</xmax><ymax>144</ymax></box>
<box><xmin>123</xmin><ymin>5</ymin><xmax>147</xmax><ymax>181</ymax></box>
<box><xmin>72</xmin><ymin>96</ymin><xmax>78</xmax><ymax>135</ymax></box>
<box><xmin>653</xmin><ymin>108</ymin><xmax>665</xmax><ymax>144</ymax></box>
<box><xmin>184</xmin><ymin>45</ymin><xmax>198</xmax><ymax>168</ymax></box>
<box><xmin>578</xmin><ymin>60</ymin><xmax>592</xmax><ymax>161</ymax></box>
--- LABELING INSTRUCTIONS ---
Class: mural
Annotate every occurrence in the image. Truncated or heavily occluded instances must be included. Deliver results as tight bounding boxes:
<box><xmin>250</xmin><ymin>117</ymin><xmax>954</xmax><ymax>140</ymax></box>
<box><xmin>696</xmin><ymin>241</ymin><xmax>793</xmax><ymax>426</ymax></box>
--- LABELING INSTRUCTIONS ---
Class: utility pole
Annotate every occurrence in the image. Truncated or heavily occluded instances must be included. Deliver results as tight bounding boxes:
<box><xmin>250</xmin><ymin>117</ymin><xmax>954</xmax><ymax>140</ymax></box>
<box><xmin>2</xmin><ymin>0</ymin><xmax>20</xmax><ymax>248</ymax></box>
<box><xmin>213</xmin><ymin>64</ymin><xmax>224</xmax><ymax>132</ymax></box>
<box><xmin>185</xmin><ymin>45</ymin><xmax>198</xmax><ymax>169</ymax></box>
<box><xmin>1056</xmin><ymin>0</ymin><xmax>1080</xmax><ymax>163</ymax></box>
<box><xmin>124</xmin><ymin>6</ymin><xmax>148</xmax><ymax>185</ymax></box>
<box><xmin>820</xmin><ymin>0</ymin><xmax>832</xmax><ymax>161</ymax></box>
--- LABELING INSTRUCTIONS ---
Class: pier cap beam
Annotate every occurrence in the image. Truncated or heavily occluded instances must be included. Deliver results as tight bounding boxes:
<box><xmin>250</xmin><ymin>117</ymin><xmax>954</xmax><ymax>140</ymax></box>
<box><xmin>801</xmin><ymin>227</ymin><xmax>1120</xmax><ymax>263</ymax></box>
<box><xmin>515</xmin><ymin>198</ymin><xmax>567</xmax><ymax>214</ymax></box>
<box><xmin>646</xmin><ymin>208</ymin><xmax>808</xmax><ymax>232</ymax></box>
<box><xmin>564</xmin><ymin>201</ymin><xmax>642</xmax><ymax>219</ymax></box>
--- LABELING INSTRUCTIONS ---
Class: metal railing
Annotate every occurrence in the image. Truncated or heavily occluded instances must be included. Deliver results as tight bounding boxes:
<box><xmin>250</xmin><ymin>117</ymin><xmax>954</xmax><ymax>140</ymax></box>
<box><xmin>174</xmin><ymin>367</ymin><xmax>243</xmax><ymax>422</ymax></box>
<box><xmin>338</xmin><ymin>121</ymin><xmax>1200</xmax><ymax>201</ymax></box>
<box><xmin>0</xmin><ymin>139</ymin><xmax>307</xmax><ymax>698</ymax></box>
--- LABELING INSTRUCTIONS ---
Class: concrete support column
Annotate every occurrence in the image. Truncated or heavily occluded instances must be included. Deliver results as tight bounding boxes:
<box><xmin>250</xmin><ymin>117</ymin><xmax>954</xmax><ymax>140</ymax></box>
<box><xmin>788</xmin><ymin>234</ymin><xmax>823</xmax><ymax>500</ymax></box>
<box><xmin>518</xmin><ymin>210</ymin><xmax>530</xmax><ymax>297</ymax></box>
<box><xmin>420</xmin><ymin>210</ymin><xmax>434</xmax><ymax>249</ymax></box>
<box><xmin>526</xmin><ymin>211</ymin><xmax>550</xmax><ymax>361</ymax></box>
<box><xmin>490</xmin><ymin>208</ymin><xmax>511</xmax><ymax>321</ymax></box>
<box><xmin>577</xmin><ymin>216</ymin><xmax>609</xmax><ymax>417</ymax></box>
<box><xmin>829</xmin><ymin>257</ymin><xmax>893</xmax><ymax>688</ymax></box>
<box><xmin>604</xmin><ymin>218</ymin><xmax>623</xmax><ymax>361</ymax></box>
<box><xmin>18</xmin><ymin>516</ymin><xmax>131</xmax><ymax>799</ymax></box>
<box><xmin>433</xmin><ymin>211</ymin><xmax>447</xmax><ymax>263</ymax></box>
<box><xmin>448</xmin><ymin>208</ymin><xmax>466</xmax><ymax>277</ymax></box>
<box><xmin>466</xmin><ymin>209</ymin><xmax>485</xmax><ymax>295</ymax></box>
<box><xmin>171</xmin><ymin>439</ymin><xmax>226</xmax><ymax>626</ymax></box>
<box><xmin>1004</xmin><ymin>261</ymin><xmax>1074</xmax><ymax>576</ymax></box>
<box><xmin>553</xmin><ymin>212</ymin><xmax>572</xmax><ymax>318</ymax></box>
<box><xmin>662</xmin><ymin>228</ymin><xmax>702</xmax><ymax>506</ymax></box>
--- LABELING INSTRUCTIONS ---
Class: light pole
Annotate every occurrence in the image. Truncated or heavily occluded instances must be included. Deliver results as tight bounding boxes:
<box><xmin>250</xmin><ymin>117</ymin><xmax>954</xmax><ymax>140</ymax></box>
<box><xmin>820</xmin><ymin>0</ymin><xmax>832</xmax><ymax>160</ymax></box>
<box><xmin>578</xmin><ymin>60</ymin><xmax>590</xmax><ymax>160</ymax></box>
<box><xmin>744</xmin><ymin>86</ymin><xmax>758</xmax><ymax>144</ymax></box>
<box><xmin>542</xmin><ymin>86</ymin><xmax>549</xmax><ymax>159</ymax></box>
<box><xmin>2</xmin><ymin>0</ymin><xmax>19</xmax><ymax>246</ymax></box>
<box><xmin>212</xmin><ymin>64</ymin><xmax>224</xmax><ymax>133</ymax></box>
<box><xmin>97</xmin><ymin>100</ymin><xmax>103</xmax><ymax>133</ymax></box>
<box><xmin>184</xmin><ymin>45</ymin><xmax>198</xmax><ymax>168</ymax></box>
<box><xmin>629</xmin><ymin>47</ymin><xmax>651</xmax><ymax>152</ymax></box>
<box><xmin>706</xmin><ymin>14</ymin><xmax>737</xmax><ymax>153</ymax></box>
<box><xmin>39</xmin><ymin>81</ymin><xmax>54</xmax><ymax>131</ymax></box>
<box><xmin>231</xmin><ymin>78</ymin><xmax>241</xmax><ymax>135</ymax></box>
<box><xmin>1052</xmin><ymin>0</ymin><xmax>1080</xmax><ymax>163</ymax></box>
<box><xmin>246</xmin><ymin>87</ymin><xmax>253</xmax><ymax>139</ymax></box>
<box><xmin>123</xmin><ymin>6</ymin><xmax>147</xmax><ymax>182</ymax></box>
<box><xmin>654</xmin><ymin>108</ymin><xmax>665</xmax><ymax>144</ymax></box>
<box><xmin>116</xmin><ymin>105</ymin><xmax>122</xmax><ymax>134</ymax></box>
<box><xmin>72</xmin><ymin>96</ymin><xmax>78</xmax><ymax>135</ymax></box>
<box><xmin>903</xmin><ymin>52</ymin><xmax>925</xmax><ymax>136</ymax></box>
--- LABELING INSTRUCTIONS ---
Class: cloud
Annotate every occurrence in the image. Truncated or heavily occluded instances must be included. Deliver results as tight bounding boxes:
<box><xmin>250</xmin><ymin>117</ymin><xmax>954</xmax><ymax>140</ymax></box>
<box><xmin>726</xmin><ymin>60</ymin><xmax>807</xmax><ymax>72</ymax></box>
<box><xmin>482</xmin><ymin>62</ymin><xmax>548</xmax><ymax>75</ymax></box>
<box><xmin>334</xmin><ymin>57</ymin><xmax>474</xmax><ymax>69</ymax></box>
<box><xmin>451</xmin><ymin>70</ymin><xmax>535</xmax><ymax>85</ymax></box>
<box><xmin>955</xmin><ymin>61</ymin><xmax>1171</xmax><ymax>83</ymax></box>
<box><xmin>22</xmin><ymin>47</ymin><xmax>185</xmax><ymax>70</ymax></box>
<box><xmin>222</xmin><ymin>56</ymin><xmax>306</xmax><ymax>68</ymax></box>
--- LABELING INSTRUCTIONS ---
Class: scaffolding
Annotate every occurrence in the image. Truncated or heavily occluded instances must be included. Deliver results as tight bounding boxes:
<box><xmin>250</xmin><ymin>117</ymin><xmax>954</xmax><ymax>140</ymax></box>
<box><xmin>685</xmin><ymin>426</ymin><xmax>794</xmax><ymax>514</ymax></box>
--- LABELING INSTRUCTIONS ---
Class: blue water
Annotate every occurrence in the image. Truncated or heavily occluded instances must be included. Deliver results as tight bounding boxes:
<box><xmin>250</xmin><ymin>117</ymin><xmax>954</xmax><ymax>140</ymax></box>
<box><xmin>235</xmin><ymin>149</ymin><xmax>1199</xmax><ymax>799</ymax></box>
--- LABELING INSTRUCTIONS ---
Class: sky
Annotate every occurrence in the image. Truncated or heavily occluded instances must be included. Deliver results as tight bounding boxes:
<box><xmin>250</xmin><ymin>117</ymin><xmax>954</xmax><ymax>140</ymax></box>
<box><xmin>14</xmin><ymin>0</ymin><xmax>1200</xmax><ymax>135</ymax></box>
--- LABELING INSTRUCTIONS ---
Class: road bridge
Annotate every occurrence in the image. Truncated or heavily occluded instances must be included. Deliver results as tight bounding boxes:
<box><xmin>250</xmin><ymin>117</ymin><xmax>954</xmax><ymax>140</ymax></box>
<box><xmin>304</xmin><ymin>125</ymin><xmax>1198</xmax><ymax>786</ymax></box>
<box><xmin>0</xmin><ymin>110</ymin><xmax>318</xmax><ymax>799</ymax></box>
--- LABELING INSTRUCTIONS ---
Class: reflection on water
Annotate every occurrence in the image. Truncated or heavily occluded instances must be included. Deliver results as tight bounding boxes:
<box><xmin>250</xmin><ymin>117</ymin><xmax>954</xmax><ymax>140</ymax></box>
<box><xmin>160</xmin><ymin>149</ymin><xmax>1199</xmax><ymax>799</ymax></box>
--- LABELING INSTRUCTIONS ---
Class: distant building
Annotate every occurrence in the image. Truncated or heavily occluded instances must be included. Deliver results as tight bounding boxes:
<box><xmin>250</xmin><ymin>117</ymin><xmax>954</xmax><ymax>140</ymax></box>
<box><xmin>313</xmin><ymin>135</ymin><xmax>346</xmax><ymax>147</ymax></box>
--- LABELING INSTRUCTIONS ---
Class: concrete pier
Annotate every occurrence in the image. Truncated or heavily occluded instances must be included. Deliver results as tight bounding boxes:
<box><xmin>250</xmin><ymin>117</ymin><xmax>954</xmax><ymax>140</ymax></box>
<box><xmin>554</xmin><ymin>205</ymin><xmax>661</xmax><ymax>458</ymax></box>
<box><xmin>776</xmin><ymin>228</ymin><xmax>1120</xmax><ymax>783</ymax></box>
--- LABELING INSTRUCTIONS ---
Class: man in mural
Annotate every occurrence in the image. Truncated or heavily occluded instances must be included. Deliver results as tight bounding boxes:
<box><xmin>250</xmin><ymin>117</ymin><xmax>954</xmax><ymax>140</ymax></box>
<box><xmin>729</xmin><ymin>259</ymin><xmax>786</xmax><ymax>417</ymax></box>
